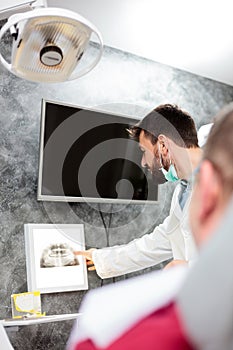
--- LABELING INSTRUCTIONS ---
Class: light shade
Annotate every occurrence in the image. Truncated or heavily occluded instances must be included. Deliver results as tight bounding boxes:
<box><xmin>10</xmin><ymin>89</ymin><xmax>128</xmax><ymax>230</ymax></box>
<box><xmin>0</xmin><ymin>7</ymin><xmax>103</xmax><ymax>82</ymax></box>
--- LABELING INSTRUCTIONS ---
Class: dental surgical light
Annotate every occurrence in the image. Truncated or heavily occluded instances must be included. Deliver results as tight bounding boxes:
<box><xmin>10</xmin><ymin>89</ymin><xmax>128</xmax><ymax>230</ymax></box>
<box><xmin>0</xmin><ymin>7</ymin><xmax>103</xmax><ymax>83</ymax></box>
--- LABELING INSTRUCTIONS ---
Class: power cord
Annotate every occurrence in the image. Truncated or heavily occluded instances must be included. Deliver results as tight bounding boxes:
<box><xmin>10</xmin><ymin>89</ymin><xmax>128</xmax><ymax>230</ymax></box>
<box><xmin>98</xmin><ymin>204</ymin><xmax>113</xmax><ymax>247</ymax></box>
<box><xmin>97</xmin><ymin>203</ymin><xmax>115</xmax><ymax>286</ymax></box>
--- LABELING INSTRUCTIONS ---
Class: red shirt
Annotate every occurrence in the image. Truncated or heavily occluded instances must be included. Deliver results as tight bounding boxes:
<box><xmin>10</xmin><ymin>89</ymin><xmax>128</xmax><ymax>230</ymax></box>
<box><xmin>74</xmin><ymin>302</ymin><xmax>194</xmax><ymax>350</ymax></box>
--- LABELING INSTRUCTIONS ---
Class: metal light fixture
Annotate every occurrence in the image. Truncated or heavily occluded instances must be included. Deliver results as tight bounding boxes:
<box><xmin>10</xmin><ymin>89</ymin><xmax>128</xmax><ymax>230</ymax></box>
<box><xmin>0</xmin><ymin>7</ymin><xmax>103</xmax><ymax>83</ymax></box>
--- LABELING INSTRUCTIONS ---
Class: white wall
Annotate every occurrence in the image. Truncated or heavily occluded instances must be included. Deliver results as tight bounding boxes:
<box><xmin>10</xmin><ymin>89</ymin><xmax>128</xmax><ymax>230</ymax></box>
<box><xmin>48</xmin><ymin>0</ymin><xmax>233</xmax><ymax>86</ymax></box>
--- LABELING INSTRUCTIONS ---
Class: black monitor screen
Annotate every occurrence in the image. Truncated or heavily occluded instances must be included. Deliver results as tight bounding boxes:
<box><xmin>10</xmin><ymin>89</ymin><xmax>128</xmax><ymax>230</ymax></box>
<box><xmin>37</xmin><ymin>100</ymin><xmax>158</xmax><ymax>203</ymax></box>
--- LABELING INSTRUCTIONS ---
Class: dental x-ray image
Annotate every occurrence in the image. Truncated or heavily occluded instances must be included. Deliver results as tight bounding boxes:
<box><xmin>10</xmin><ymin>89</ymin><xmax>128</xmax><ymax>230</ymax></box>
<box><xmin>40</xmin><ymin>243</ymin><xmax>80</xmax><ymax>268</ymax></box>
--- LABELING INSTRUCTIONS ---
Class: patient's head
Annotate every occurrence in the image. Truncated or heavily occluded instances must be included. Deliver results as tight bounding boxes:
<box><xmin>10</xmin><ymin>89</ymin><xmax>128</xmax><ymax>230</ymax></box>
<box><xmin>190</xmin><ymin>103</ymin><xmax>233</xmax><ymax>246</ymax></box>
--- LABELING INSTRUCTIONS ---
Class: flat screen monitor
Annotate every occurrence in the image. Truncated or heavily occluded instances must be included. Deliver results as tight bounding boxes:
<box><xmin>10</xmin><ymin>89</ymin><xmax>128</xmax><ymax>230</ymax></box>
<box><xmin>37</xmin><ymin>99</ymin><xmax>158</xmax><ymax>203</ymax></box>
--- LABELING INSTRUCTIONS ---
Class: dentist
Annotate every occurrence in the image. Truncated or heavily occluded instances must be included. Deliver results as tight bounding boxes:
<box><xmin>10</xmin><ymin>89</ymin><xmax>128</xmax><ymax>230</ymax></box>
<box><xmin>75</xmin><ymin>104</ymin><xmax>203</xmax><ymax>278</ymax></box>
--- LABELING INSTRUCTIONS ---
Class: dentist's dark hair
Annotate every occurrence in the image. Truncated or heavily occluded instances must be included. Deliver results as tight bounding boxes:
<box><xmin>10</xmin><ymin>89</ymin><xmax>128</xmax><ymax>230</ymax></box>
<box><xmin>129</xmin><ymin>104</ymin><xmax>199</xmax><ymax>148</ymax></box>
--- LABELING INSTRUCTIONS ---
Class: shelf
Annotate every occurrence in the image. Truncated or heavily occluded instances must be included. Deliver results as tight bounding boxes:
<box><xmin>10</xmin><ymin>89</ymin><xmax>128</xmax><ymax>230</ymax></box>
<box><xmin>1</xmin><ymin>313</ymin><xmax>81</xmax><ymax>327</ymax></box>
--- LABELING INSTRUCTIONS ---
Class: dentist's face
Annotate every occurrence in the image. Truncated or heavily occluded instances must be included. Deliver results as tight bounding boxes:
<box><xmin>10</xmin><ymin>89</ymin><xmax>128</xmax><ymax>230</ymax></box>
<box><xmin>139</xmin><ymin>131</ymin><xmax>157</xmax><ymax>172</ymax></box>
<box><xmin>139</xmin><ymin>131</ymin><xmax>166</xmax><ymax>184</ymax></box>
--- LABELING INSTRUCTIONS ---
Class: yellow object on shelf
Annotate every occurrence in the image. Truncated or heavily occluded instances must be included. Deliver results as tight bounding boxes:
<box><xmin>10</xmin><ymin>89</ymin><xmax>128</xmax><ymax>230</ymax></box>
<box><xmin>11</xmin><ymin>291</ymin><xmax>45</xmax><ymax>319</ymax></box>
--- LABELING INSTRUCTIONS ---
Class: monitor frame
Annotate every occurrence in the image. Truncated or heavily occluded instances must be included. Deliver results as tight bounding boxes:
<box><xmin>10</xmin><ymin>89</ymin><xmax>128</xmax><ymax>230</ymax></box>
<box><xmin>37</xmin><ymin>99</ymin><xmax>158</xmax><ymax>204</ymax></box>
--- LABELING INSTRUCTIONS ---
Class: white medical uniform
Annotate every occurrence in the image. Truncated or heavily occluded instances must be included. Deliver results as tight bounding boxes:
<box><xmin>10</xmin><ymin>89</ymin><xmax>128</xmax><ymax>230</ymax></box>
<box><xmin>93</xmin><ymin>182</ymin><xmax>198</xmax><ymax>279</ymax></box>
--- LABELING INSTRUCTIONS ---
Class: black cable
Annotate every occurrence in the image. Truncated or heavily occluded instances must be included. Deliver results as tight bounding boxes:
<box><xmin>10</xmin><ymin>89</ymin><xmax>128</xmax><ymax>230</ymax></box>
<box><xmin>97</xmin><ymin>203</ymin><xmax>114</xmax><ymax>286</ymax></box>
<box><xmin>98</xmin><ymin>203</ymin><xmax>113</xmax><ymax>247</ymax></box>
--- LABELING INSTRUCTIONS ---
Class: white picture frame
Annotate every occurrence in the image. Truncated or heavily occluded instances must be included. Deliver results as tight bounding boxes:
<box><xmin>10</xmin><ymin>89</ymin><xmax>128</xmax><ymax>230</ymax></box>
<box><xmin>24</xmin><ymin>224</ymin><xmax>88</xmax><ymax>294</ymax></box>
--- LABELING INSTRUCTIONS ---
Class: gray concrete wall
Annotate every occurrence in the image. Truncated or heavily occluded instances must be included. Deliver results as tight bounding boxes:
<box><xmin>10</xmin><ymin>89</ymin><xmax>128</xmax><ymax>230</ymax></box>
<box><xmin>1</xmin><ymin>34</ymin><xmax>233</xmax><ymax>349</ymax></box>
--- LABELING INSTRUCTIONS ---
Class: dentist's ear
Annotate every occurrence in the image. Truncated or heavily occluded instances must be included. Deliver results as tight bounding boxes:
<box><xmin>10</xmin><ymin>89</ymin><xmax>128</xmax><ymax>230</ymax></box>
<box><xmin>158</xmin><ymin>134</ymin><xmax>169</xmax><ymax>156</ymax></box>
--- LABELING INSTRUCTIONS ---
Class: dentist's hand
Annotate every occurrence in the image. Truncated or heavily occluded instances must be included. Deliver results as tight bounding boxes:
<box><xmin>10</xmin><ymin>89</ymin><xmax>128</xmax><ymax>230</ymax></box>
<box><xmin>74</xmin><ymin>248</ymin><xmax>97</xmax><ymax>271</ymax></box>
<box><xmin>163</xmin><ymin>259</ymin><xmax>188</xmax><ymax>270</ymax></box>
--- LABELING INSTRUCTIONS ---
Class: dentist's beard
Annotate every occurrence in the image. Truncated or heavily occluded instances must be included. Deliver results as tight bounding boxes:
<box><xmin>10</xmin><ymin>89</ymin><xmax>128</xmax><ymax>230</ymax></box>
<box><xmin>151</xmin><ymin>159</ymin><xmax>167</xmax><ymax>185</ymax></box>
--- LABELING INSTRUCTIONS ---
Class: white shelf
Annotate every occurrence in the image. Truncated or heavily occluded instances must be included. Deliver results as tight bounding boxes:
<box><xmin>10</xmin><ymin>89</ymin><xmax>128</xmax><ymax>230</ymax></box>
<box><xmin>1</xmin><ymin>313</ymin><xmax>81</xmax><ymax>327</ymax></box>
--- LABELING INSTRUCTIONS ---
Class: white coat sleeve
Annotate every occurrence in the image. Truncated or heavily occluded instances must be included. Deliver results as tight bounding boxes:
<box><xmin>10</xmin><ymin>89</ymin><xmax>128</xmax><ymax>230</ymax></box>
<box><xmin>92</xmin><ymin>214</ymin><xmax>174</xmax><ymax>279</ymax></box>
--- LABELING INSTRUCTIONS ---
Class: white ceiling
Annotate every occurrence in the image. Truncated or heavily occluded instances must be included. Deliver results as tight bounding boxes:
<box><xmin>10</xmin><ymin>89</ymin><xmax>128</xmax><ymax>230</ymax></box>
<box><xmin>6</xmin><ymin>0</ymin><xmax>232</xmax><ymax>86</ymax></box>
